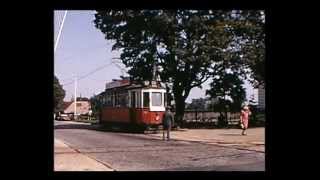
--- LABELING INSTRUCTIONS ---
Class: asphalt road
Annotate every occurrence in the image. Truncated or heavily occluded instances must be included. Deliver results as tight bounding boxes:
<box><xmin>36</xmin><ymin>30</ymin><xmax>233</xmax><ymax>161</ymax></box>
<box><xmin>54</xmin><ymin>120</ymin><xmax>265</xmax><ymax>171</ymax></box>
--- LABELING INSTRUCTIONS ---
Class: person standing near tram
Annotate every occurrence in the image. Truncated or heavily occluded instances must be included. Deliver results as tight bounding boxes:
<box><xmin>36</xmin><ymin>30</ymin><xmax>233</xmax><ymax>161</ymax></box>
<box><xmin>88</xmin><ymin>108</ymin><xmax>93</xmax><ymax>121</ymax></box>
<box><xmin>162</xmin><ymin>106</ymin><xmax>174</xmax><ymax>141</ymax></box>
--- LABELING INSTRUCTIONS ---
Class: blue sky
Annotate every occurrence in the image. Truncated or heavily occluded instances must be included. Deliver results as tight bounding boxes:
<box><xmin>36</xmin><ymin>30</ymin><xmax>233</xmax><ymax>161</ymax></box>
<box><xmin>54</xmin><ymin>10</ymin><xmax>257</xmax><ymax>103</ymax></box>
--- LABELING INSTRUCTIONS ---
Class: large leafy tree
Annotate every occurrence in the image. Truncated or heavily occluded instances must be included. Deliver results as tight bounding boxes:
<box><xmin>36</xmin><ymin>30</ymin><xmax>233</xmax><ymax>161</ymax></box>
<box><xmin>94</xmin><ymin>10</ymin><xmax>264</xmax><ymax>126</ymax></box>
<box><xmin>206</xmin><ymin>60</ymin><xmax>246</xmax><ymax>125</ymax></box>
<box><xmin>54</xmin><ymin>75</ymin><xmax>65</xmax><ymax>113</ymax></box>
<box><xmin>224</xmin><ymin>10</ymin><xmax>265</xmax><ymax>87</ymax></box>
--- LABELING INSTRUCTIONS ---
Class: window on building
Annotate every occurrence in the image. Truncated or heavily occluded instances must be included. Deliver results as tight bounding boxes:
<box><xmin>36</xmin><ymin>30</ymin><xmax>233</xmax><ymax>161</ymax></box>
<box><xmin>76</xmin><ymin>103</ymin><xmax>82</xmax><ymax>107</ymax></box>
<box><xmin>143</xmin><ymin>92</ymin><xmax>150</xmax><ymax>108</ymax></box>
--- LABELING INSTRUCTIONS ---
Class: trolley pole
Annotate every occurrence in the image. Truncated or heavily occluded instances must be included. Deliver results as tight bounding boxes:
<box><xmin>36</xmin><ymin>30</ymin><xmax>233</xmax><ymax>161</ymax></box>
<box><xmin>54</xmin><ymin>10</ymin><xmax>68</xmax><ymax>52</ymax></box>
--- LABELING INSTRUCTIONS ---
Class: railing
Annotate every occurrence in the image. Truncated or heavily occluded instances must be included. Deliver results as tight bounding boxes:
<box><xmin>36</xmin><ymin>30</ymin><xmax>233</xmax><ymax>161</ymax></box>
<box><xmin>172</xmin><ymin>110</ymin><xmax>241</xmax><ymax>126</ymax></box>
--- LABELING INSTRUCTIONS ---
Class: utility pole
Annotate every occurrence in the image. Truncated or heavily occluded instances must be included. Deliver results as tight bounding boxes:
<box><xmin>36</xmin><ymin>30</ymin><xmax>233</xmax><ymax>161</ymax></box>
<box><xmin>74</xmin><ymin>76</ymin><xmax>77</xmax><ymax>117</ymax></box>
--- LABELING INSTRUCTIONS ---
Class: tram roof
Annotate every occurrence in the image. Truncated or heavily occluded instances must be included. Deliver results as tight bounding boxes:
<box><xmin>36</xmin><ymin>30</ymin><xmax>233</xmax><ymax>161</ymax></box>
<box><xmin>105</xmin><ymin>80</ymin><xmax>165</xmax><ymax>92</ymax></box>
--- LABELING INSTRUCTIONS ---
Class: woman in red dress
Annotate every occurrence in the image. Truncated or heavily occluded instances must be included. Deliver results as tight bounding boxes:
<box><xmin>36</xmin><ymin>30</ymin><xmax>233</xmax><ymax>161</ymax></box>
<box><xmin>240</xmin><ymin>105</ymin><xmax>251</xmax><ymax>135</ymax></box>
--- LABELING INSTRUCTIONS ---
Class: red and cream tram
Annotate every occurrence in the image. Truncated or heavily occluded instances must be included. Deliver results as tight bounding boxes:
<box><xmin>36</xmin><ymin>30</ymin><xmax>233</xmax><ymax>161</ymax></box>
<box><xmin>96</xmin><ymin>78</ymin><xmax>167</xmax><ymax>130</ymax></box>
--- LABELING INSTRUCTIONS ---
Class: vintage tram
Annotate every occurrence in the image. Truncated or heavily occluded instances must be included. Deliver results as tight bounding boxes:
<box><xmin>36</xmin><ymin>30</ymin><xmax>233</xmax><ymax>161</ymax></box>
<box><xmin>96</xmin><ymin>78</ymin><xmax>167</xmax><ymax>130</ymax></box>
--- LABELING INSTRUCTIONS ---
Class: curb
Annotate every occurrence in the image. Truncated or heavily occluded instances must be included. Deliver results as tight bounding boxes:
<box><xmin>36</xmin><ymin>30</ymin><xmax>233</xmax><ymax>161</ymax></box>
<box><xmin>54</xmin><ymin>138</ymin><xmax>115</xmax><ymax>171</ymax></box>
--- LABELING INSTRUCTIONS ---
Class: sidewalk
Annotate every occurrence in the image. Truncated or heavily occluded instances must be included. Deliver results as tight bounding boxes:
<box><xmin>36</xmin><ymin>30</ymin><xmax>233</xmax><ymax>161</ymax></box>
<box><xmin>148</xmin><ymin>127</ymin><xmax>265</xmax><ymax>152</ymax></box>
<box><xmin>54</xmin><ymin>139</ymin><xmax>114</xmax><ymax>171</ymax></box>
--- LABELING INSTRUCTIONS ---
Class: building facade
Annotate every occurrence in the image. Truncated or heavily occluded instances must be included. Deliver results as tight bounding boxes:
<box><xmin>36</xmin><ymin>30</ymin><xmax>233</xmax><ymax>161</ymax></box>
<box><xmin>63</xmin><ymin>100</ymin><xmax>91</xmax><ymax>115</ymax></box>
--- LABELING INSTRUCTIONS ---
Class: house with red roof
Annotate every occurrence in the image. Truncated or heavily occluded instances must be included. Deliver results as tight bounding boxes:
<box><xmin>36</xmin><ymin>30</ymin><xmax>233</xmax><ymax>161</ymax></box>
<box><xmin>63</xmin><ymin>97</ymin><xmax>91</xmax><ymax>115</ymax></box>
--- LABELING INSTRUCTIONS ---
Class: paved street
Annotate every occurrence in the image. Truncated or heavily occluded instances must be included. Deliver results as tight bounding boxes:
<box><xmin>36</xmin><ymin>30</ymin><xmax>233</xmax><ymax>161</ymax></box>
<box><xmin>54</xmin><ymin>120</ymin><xmax>265</xmax><ymax>171</ymax></box>
<box><xmin>148</xmin><ymin>128</ymin><xmax>265</xmax><ymax>152</ymax></box>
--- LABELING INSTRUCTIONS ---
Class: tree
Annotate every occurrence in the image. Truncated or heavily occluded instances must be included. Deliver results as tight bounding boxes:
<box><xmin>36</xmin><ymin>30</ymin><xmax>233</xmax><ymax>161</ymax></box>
<box><xmin>90</xmin><ymin>94</ymin><xmax>102</xmax><ymax>119</ymax></box>
<box><xmin>188</xmin><ymin>98</ymin><xmax>206</xmax><ymax>110</ymax></box>
<box><xmin>225</xmin><ymin>10</ymin><xmax>265</xmax><ymax>87</ymax></box>
<box><xmin>94</xmin><ymin>10</ymin><xmax>264</xmax><ymax>126</ymax></box>
<box><xmin>54</xmin><ymin>75</ymin><xmax>65</xmax><ymax>113</ymax></box>
<box><xmin>213</xmin><ymin>98</ymin><xmax>231</xmax><ymax>127</ymax></box>
<box><xmin>206</xmin><ymin>60</ymin><xmax>246</xmax><ymax>125</ymax></box>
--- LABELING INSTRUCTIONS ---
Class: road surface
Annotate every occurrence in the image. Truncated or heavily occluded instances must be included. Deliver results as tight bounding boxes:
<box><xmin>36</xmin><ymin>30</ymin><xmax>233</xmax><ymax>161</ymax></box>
<box><xmin>54</xmin><ymin>120</ymin><xmax>265</xmax><ymax>171</ymax></box>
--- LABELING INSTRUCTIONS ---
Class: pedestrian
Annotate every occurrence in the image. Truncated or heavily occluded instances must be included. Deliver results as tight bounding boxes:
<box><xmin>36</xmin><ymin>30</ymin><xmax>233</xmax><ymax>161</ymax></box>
<box><xmin>88</xmin><ymin>108</ymin><xmax>92</xmax><ymax>121</ymax></box>
<box><xmin>162</xmin><ymin>106</ymin><xmax>174</xmax><ymax>141</ymax></box>
<box><xmin>240</xmin><ymin>105</ymin><xmax>251</xmax><ymax>135</ymax></box>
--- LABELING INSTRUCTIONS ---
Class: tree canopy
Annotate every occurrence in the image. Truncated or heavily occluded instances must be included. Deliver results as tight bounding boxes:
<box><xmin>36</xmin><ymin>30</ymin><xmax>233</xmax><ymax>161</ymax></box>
<box><xmin>54</xmin><ymin>75</ymin><xmax>65</xmax><ymax>113</ymax></box>
<box><xmin>94</xmin><ymin>10</ymin><xmax>265</xmax><ymax>125</ymax></box>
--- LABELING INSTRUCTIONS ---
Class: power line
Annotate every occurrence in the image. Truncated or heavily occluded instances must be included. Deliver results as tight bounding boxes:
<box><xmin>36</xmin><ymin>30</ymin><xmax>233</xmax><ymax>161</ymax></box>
<box><xmin>61</xmin><ymin>62</ymin><xmax>113</xmax><ymax>86</ymax></box>
<box><xmin>111</xmin><ymin>58</ymin><xmax>128</xmax><ymax>76</ymax></box>
<box><xmin>78</xmin><ymin>62</ymin><xmax>113</xmax><ymax>80</ymax></box>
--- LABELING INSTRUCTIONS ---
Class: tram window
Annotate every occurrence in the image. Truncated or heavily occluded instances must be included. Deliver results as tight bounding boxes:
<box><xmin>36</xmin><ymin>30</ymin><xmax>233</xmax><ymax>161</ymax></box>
<box><xmin>108</xmin><ymin>96</ymin><xmax>112</xmax><ymax>106</ymax></box>
<box><xmin>123</xmin><ymin>93</ymin><xmax>128</xmax><ymax>107</ymax></box>
<box><xmin>112</xmin><ymin>94</ymin><xmax>115</xmax><ymax>106</ymax></box>
<box><xmin>143</xmin><ymin>92</ymin><xmax>149</xmax><ymax>108</ymax></box>
<box><xmin>131</xmin><ymin>92</ymin><xmax>136</xmax><ymax>108</ymax></box>
<box><xmin>114</xmin><ymin>93</ymin><xmax>118</xmax><ymax>107</ymax></box>
<box><xmin>119</xmin><ymin>93</ymin><xmax>127</xmax><ymax>107</ymax></box>
<box><xmin>152</xmin><ymin>92</ymin><xmax>162</xmax><ymax>106</ymax></box>
<box><xmin>106</xmin><ymin>93</ymin><xmax>111</xmax><ymax>106</ymax></box>
<box><xmin>137</xmin><ymin>92</ymin><xmax>141</xmax><ymax>108</ymax></box>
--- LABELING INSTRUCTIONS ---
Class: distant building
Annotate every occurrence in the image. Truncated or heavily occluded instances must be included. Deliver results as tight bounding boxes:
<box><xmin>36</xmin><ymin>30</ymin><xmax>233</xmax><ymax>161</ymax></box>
<box><xmin>258</xmin><ymin>85</ymin><xmax>265</xmax><ymax>110</ymax></box>
<box><xmin>63</xmin><ymin>98</ymin><xmax>91</xmax><ymax>115</ymax></box>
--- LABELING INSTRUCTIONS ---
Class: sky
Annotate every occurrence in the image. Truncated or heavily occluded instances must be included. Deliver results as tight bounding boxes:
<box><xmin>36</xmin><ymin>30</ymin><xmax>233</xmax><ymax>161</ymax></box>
<box><xmin>54</xmin><ymin>10</ymin><xmax>258</xmax><ymax>103</ymax></box>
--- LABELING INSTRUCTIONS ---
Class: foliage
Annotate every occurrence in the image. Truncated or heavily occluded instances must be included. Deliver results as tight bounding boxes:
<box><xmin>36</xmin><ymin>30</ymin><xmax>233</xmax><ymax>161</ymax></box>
<box><xmin>94</xmin><ymin>10</ymin><xmax>265</xmax><ymax>126</ymax></box>
<box><xmin>54</xmin><ymin>76</ymin><xmax>65</xmax><ymax>113</ymax></box>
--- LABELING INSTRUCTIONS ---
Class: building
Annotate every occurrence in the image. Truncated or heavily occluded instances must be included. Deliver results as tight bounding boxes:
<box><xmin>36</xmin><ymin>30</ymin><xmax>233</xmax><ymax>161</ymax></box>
<box><xmin>63</xmin><ymin>98</ymin><xmax>91</xmax><ymax>115</ymax></box>
<box><xmin>257</xmin><ymin>85</ymin><xmax>265</xmax><ymax>110</ymax></box>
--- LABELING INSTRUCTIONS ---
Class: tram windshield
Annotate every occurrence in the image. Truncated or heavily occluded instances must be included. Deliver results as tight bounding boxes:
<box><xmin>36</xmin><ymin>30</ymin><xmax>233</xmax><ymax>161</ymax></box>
<box><xmin>152</xmin><ymin>92</ymin><xmax>162</xmax><ymax>106</ymax></box>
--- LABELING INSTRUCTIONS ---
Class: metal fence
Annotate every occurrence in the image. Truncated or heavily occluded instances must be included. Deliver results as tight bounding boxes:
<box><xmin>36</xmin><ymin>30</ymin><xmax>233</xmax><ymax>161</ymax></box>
<box><xmin>172</xmin><ymin>111</ymin><xmax>241</xmax><ymax>126</ymax></box>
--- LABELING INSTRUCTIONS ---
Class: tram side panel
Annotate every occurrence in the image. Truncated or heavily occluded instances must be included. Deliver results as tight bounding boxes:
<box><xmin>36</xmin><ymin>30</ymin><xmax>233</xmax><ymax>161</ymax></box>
<box><xmin>100</xmin><ymin>107</ymin><xmax>130</xmax><ymax>124</ymax></box>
